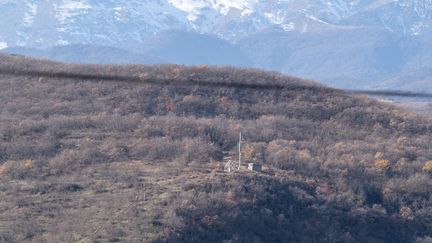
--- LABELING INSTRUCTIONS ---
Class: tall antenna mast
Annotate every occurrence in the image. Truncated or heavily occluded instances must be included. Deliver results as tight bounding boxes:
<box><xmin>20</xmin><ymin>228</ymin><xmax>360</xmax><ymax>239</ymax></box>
<box><xmin>238</xmin><ymin>132</ymin><xmax>242</xmax><ymax>170</ymax></box>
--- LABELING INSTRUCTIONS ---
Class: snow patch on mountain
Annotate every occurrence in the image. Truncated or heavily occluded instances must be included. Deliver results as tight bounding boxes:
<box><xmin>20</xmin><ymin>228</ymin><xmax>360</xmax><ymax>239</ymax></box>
<box><xmin>113</xmin><ymin>6</ymin><xmax>127</xmax><ymax>21</ymax></box>
<box><xmin>54</xmin><ymin>0</ymin><xmax>92</xmax><ymax>22</ymax></box>
<box><xmin>23</xmin><ymin>1</ymin><xmax>37</xmax><ymax>27</ymax></box>
<box><xmin>170</xmin><ymin>0</ymin><xmax>256</xmax><ymax>15</ymax></box>
<box><xmin>210</xmin><ymin>0</ymin><xmax>257</xmax><ymax>15</ymax></box>
<box><xmin>169</xmin><ymin>0</ymin><xmax>209</xmax><ymax>21</ymax></box>
<box><xmin>0</xmin><ymin>42</ymin><xmax>8</xmax><ymax>50</ymax></box>
<box><xmin>170</xmin><ymin>0</ymin><xmax>256</xmax><ymax>22</ymax></box>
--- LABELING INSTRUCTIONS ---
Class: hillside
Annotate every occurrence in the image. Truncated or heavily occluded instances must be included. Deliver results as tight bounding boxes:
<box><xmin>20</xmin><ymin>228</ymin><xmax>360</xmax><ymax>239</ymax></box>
<box><xmin>1</xmin><ymin>54</ymin><xmax>432</xmax><ymax>242</ymax></box>
<box><xmin>379</xmin><ymin>67</ymin><xmax>432</xmax><ymax>92</ymax></box>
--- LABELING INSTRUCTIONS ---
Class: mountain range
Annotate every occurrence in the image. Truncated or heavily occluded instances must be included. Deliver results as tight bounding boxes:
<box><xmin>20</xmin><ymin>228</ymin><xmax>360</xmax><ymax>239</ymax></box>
<box><xmin>1</xmin><ymin>0</ymin><xmax>432</xmax><ymax>91</ymax></box>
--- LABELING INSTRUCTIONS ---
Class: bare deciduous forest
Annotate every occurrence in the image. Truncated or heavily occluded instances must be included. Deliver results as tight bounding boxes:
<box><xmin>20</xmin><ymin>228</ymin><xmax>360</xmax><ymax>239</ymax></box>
<box><xmin>1</xmin><ymin>54</ymin><xmax>432</xmax><ymax>242</ymax></box>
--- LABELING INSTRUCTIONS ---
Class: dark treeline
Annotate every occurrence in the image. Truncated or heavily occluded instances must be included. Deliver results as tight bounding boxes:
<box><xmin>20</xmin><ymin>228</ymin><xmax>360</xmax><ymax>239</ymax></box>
<box><xmin>351</xmin><ymin>89</ymin><xmax>432</xmax><ymax>98</ymax></box>
<box><xmin>0</xmin><ymin>53</ymin><xmax>318</xmax><ymax>90</ymax></box>
<box><xmin>0</xmin><ymin>54</ymin><xmax>432</xmax><ymax>242</ymax></box>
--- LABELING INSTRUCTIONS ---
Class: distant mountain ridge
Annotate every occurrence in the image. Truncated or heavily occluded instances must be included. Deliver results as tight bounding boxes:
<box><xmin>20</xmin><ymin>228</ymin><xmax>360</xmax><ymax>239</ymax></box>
<box><xmin>2</xmin><ymin>31</ymin><xmax>252</xmax><ymax>67</ymax></box>
<box><xmin>2</xmin><ymin>45</ymin><xmax>163</xmax><ymax>64</ymax></box>
<box><xmin>1</xmin><ymin>0</ymin><xmax>432</xmax><ymax>91</ymax></box>
<box><xmin>1</xmin><ymin>0</ymin><xmax>432</xmax><ymax>48</ymax></box>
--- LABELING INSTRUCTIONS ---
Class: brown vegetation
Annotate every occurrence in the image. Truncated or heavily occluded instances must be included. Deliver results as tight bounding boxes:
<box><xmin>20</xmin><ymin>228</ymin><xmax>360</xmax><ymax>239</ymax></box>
<box><xmin>0</xmin><ymin>54</ymin><xmax>432</xmax><ymax>242</ymax></box>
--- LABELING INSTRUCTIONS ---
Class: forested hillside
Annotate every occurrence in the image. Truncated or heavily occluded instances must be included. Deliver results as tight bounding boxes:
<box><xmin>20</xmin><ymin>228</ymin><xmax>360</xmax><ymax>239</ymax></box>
<box><xmin>0</xmin><ymin>54</ymin><xmax>432</xmax><ymax>242</ymax></box>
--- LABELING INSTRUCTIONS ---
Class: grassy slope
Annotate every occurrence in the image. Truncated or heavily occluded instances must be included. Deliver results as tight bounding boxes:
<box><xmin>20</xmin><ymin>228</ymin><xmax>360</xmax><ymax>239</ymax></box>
<box><xmin>0</xmin><ymin>54</ymin><xmax>432</xmax><ymax>242</ymax></box>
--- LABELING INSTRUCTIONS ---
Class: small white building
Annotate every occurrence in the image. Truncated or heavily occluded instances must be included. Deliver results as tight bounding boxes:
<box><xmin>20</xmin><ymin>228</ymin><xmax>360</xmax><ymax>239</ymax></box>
<box><xmin>248</xmin><ymin>163</ymin><xmax>262</xmax><ymax>172</ymax></box>
<box><xmin>224</xmin><ymin>160</ymin><xmax>237</xmax><ymax>172</ymax></box>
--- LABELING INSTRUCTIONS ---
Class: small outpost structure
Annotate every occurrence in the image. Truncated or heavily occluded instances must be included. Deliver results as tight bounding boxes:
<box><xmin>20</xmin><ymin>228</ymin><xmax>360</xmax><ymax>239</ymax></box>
<box><xmin>224</xmin><ymin>132</ymin><xmax>262</xmax><ymax>173</ymax></box>
<box><xmin>224</xmin><ymin>159</ymin><xmax>237</xmax><ymax>172</ymax></box>
<box><xmin>248</xmin><ymin>163</ymin><xmax>262</xmax><ymax>172</ymax></box>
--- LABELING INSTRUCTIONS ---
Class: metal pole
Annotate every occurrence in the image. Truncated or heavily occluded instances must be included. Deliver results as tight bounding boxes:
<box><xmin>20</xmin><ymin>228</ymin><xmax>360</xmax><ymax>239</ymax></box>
<box><xmin>238</xmin><ymin>132</ymin><xmax>241</xmax><ymax>170</ymax></box>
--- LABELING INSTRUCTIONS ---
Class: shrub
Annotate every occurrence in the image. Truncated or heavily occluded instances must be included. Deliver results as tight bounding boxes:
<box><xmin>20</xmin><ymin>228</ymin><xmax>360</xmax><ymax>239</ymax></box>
<box><xmin>48</xmin><ymin>146</ymin><xmax>107</xmax><ymax>174</ymax></box>
<box><xmin>375</xmin><ymin>159</ymin><xmax>391</xmax><ymax>171</ymax></box>
<box><xmin>48</xmin><ymin>150</ymin><xmax>81</xmax><ymax>175</ymax></box>
<box><xmin>416</xmin><ymin>236</ymin><xmax>432</xmax><ymax>243</ymax></box>
<box><xmin>422</xmin><ymin>161</ymin><xmax>432</xmax><ymax>173</ymax></box>
<box><xmin>130</xmin><ymin>138</ymin><xmax>183</xmax><ymax>161</ymax></box>
<box><xmin>400</xmin><ymin>206</ymin><xmax>414</xmax><ymax>220</ymax></box>
<box><xmin>181</xmin><ymin>138</ymin><xmax>219</xmax><ymax>164</ymax></box>
<box><xmin>0</xmin><ymin>160</ymin><xmax>35</xmax><ymax>179</ymax></box>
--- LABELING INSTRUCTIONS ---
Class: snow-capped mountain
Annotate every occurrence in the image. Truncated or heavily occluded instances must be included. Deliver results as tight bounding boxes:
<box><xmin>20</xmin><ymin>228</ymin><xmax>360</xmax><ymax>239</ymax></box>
<box><xmin>171</xmin><ymin>0</ymin><xmax>432</xmax><ymax>40</ymax></box>
<box><xmin>1</xmin><ymin>0</ymin><xmax>432</xmax><ymax>49</ymax></box>
<box><xmin>0</xmin><ymin>0</ymin><xmax>189</xmax><ymax>49</ymax></box>
<box><xmin>1</xmin><ymin>0</ymin><xmax>432</xmax><ymax>92</ymax></box>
